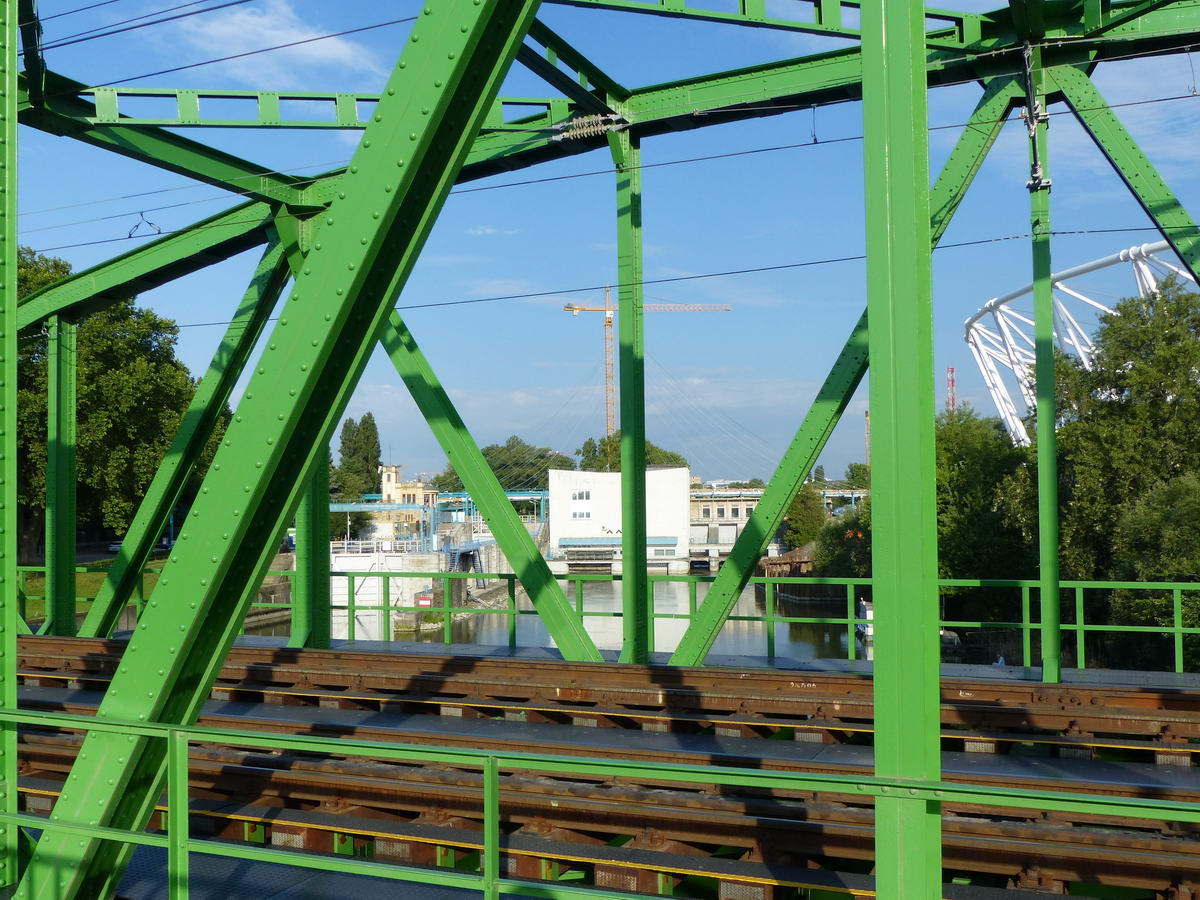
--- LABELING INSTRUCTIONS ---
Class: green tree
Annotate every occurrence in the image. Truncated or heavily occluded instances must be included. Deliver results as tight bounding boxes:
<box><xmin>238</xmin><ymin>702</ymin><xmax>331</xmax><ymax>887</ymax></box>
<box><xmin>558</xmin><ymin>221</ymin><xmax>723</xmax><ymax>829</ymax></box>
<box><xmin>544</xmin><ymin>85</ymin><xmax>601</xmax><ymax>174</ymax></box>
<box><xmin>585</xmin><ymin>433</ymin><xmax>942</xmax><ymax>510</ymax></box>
<box><xmin>1004</xmin><ymin>277</ymin><xmax>1200</xmax><ymax>580</ymax></box>
<box><xmin>814</xmin><ymin>499</ymin><xmax>872</xmax><ymax>577</ymax></box>
<box><xmin>1106</xmin><ymin>475</ymin><xmax>1200</xmax><ymax>667</ymax></box>
<box><xmin>335</xmin><ymin>413</ymin><xmax>381</xmax><ymax>495</ymax></box>
<box><xmin>576</xmin><ymin>432</ymin><xmax>688</xmax><ymax>472</ymax></box>
<box><xmin>17</xmin><ymin>248</ymin><xmax>212</xmax><ymax>559</ymax></box>
<box><xmin>728</xmin><ymin>478</ymin><xmax>766</xmax><ymax>488</ymax></box>
<box><xmin>844</xmin><ymin>462</ymin><xmax>870</xmax><ymax>488</ymax></box>
<box><xmin>935</xmin><ymin>405</ymin><xmax>1032</xmax><ymax>579</ymax></box>
<box><xmin>782</xmin><ymin>483</ymin><xmax>826</xmax><ymax>550</ymax></box>
<box><xmin>328</xmin><ymin>460</ymin><xmax>373</xmax><ymax>540</ymax></box>
<box><xmin>434</xmin><ymin>435</ymin><xmax>574</xmax><ymax>492</ymax></box>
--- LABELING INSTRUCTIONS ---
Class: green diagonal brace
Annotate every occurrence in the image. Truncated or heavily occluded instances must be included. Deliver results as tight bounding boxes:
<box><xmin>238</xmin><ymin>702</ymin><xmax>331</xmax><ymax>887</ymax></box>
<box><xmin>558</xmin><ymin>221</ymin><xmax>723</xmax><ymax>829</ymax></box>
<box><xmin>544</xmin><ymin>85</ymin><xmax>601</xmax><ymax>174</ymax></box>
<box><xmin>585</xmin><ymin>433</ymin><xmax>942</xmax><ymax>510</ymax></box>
<box><xmin>0</xmin><ymin>2</ymin><xmax>17</xmax><ymax>886</ymax></box>
<box><xmin>42</xmin><ymin>314</ymin><xmax>76</xmax><ymax>635</ymax></box>
<box><xmin>17</xmin><ymin>200</ymin><xmax>275</xmax><ymax>328</ymax></box>
<box><xmin>381</xmin><ymin>313</ymin><xmax>602</xmax><ymax>662</ymax></box>
<box><xmin>17</xmin><ymin>6</ymin><xmax>545</xmax><ymax>896</ymax></box>
<box><xmin>78</xmin><ymin>237</ymin><xmax>291</xmax><ymax>639</ymax></box>
<box><xmin>669</xmin><ymin>74</ymin><xmax>1021</xmax><ymax>666</ymax></box>
<box><xmin>1053</xmin><ymin>64</ymin><xmax>1200</xmax><ymax>274</ymax></box>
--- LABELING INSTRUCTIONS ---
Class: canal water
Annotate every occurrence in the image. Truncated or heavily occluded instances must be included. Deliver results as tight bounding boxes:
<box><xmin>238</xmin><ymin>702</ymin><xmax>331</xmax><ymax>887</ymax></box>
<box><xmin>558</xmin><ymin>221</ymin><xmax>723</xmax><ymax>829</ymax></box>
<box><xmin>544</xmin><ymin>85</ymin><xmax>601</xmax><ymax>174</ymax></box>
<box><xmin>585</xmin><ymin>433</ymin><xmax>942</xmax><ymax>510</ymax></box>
<box><xmin>421</xmin><ymin>580</ymin><xmax>854</xmax><ymax>661</ymax></box>
<box><xmin>245</xmin><ymin>580</ymin><xmax>860</xmax><ymax>661</ymax></box>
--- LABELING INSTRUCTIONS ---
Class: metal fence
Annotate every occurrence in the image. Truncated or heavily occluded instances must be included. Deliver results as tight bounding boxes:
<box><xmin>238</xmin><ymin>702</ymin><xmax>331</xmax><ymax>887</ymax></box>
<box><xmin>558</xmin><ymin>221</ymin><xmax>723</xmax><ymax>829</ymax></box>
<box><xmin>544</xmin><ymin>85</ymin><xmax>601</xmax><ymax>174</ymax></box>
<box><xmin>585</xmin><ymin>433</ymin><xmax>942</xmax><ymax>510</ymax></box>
<box><xmin>18</xmin><ymin>566</ymin><xmax>1200</xmax><ymax>673</ymax></box>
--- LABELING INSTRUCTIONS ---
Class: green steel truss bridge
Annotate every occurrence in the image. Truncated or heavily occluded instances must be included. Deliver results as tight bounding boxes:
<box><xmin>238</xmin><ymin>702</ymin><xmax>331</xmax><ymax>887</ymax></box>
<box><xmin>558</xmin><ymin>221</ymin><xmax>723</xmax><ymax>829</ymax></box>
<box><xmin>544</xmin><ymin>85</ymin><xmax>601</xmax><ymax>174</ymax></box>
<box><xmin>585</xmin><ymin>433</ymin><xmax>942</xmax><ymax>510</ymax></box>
<box><xmin>0</xmin><ymin>1</ymin><xmax>1198</xmax><ymax>897</ymax></box>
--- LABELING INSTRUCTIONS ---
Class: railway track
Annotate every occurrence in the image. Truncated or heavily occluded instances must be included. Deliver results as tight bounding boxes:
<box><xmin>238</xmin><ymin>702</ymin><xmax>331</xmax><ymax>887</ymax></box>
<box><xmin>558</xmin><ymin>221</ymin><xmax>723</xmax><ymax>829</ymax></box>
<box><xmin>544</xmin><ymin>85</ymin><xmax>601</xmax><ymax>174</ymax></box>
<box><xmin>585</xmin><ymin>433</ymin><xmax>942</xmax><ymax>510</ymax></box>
<box><xmin>15</xmin><ymin>636</ymin><xmax>1200</xmax><ymax>896</ymax></box>
<box><xmin>14</xmin><ymin>729</ymin><xmax>1200</xmax><ymax>896</ymax></box>
<box><xmin>16</xmin><ymin>636</ymin><xmax>1200</xmax><ymax>760</ymax></box>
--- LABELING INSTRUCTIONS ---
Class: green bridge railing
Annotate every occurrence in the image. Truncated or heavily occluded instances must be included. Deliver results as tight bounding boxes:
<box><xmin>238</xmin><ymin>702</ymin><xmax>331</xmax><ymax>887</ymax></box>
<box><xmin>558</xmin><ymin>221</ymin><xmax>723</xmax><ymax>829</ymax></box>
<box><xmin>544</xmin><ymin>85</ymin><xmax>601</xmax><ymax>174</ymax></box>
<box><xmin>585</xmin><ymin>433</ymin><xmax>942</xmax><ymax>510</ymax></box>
<box><xmin>16</xmin><ymin>566</ymin><xmax>1200</xmax><ymax>674</ymax></box>
<box><xmin>2</xmin><ymin>701</ymin><xmax>1198</xmax><ymax>900</ymax></box>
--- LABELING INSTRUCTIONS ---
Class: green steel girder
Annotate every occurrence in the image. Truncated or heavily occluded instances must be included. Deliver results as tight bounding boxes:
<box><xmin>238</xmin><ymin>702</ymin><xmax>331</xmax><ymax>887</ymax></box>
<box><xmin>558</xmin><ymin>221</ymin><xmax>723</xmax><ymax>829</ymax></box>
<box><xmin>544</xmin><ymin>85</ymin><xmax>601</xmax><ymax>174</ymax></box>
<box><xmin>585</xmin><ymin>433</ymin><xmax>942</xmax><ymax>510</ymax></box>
<box><xmin>16</xmin><ymin>6</ymin><xmax>547</xmax><ymax>896</ymax></box>
<box><xmin>1</xmin><ymin>2</ymin><xmax>16</xmax><ymax>887</ymax></box>
<box><xmin>19</xmin><ymin>71</ymin><xmax>307</xmax><ymax>206</ymax></box>
<box><xmin>77</xmin><ymin>237</ymin><xmax>292</xmax><ymax>640</ymax></box>
<box><xmin>517</xmin><ymin>45</ymin><xmax>615</xmax><ymax>116</ymax></box>
<box><xmin>1028</xmin><ymin>49</ymin><xmax>1063</xmax><ymax>683</ymax></box>
<box><xmin>42</xmin><ymin>314</ymin><xmax>76</xmax><ymax>637</ymax></box>
<box><xmin>863</xmin><ymin>1</ymin><xmax>942</xmax><ymax>897</ymax></box>
<box><xmin>610</xmin><ymin>129</ymin><xmax>649</xmax><ymax>664</ymax></box>
<box><xmin>544</xmin><ymin>0</ymin><xmax>984</xmax><ymax>48</ymax></box>
<box><xmin>16</xmin><ymin>200</ymin><xmax>276</xmax><ymax>328</ymax></box>
<box><xmin>1090</xmin><ymin>0</ymin><xmax>1180</xmax><ymax>34</ymax></box>
<box><xmin>1008</xmin><ymin>0</ymin><xmax>1048</xmax><ymax>40</ymax></box>
<box><xmin>380</xmin><ymin>313</ymin><xmax>602</xmax><ymax>663</ymax></box>
<box><xmin>15</xmin><ymin>0</ymin><xmax>41</xmax><ymax>107</ymax></box>
<box><xmin>290</xmin><ymin>451</ymin><xmax>331</xmax><ymax>651</ymax></box>
<box><xmin>528</xmin><ymin>20</ymin><xmax>629</xmax><ymax>102</ymax></box>
<box><xmin>668</xmin><ymin>75</ymin><xmax>1023</xmax><ymax>667</ymax></box>
<box><xmin>1054</xmin><ymin>63</ymin><xmax>1200</xmax><ymax>274</ymax></box>
<box><xmin>32</xmin><ymin>81</ymin><xmax>574</xmax><ymax>133</ymax></box>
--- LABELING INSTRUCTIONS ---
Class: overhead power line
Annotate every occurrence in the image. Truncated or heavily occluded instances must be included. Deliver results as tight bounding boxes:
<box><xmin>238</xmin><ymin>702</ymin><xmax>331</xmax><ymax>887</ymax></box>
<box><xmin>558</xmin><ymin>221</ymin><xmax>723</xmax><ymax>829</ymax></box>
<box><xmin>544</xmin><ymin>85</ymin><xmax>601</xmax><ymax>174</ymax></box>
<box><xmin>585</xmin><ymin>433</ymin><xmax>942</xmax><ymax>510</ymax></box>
<box><xmin>89</xmin><ymin>14</ymin><xmax>419</xmax><ymax>87</ymax></box>
<box><xmin>31</xmin><ymin>0</ymin><xmax>257</xmax><ymax>54</ymax></box>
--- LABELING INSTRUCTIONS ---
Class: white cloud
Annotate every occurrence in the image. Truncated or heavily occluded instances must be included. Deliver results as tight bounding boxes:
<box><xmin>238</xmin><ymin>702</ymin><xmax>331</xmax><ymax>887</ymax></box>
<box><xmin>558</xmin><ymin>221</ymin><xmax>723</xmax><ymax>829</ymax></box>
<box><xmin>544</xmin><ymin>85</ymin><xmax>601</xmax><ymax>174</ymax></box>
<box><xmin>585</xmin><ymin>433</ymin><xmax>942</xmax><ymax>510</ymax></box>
<box><xmin>165</xmin><ymin>0</ymin><xmax>386</xmax><ymax>89</ymax></box>
<box><xmin>467</xmin><ymin>225</ymin><xmax>519</xmax><ymax>237</ymax></box>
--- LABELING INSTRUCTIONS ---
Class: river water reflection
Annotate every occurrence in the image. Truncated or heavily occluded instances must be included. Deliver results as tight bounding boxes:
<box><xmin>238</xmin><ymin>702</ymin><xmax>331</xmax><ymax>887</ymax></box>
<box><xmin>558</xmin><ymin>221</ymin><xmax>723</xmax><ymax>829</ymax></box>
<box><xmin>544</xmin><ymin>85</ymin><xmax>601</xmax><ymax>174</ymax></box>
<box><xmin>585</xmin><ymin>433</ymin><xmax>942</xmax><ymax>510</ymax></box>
<box><xmin>414</xmin><ymin>579</ymin><xmax>855</xmax><ymax>661</ymax></box>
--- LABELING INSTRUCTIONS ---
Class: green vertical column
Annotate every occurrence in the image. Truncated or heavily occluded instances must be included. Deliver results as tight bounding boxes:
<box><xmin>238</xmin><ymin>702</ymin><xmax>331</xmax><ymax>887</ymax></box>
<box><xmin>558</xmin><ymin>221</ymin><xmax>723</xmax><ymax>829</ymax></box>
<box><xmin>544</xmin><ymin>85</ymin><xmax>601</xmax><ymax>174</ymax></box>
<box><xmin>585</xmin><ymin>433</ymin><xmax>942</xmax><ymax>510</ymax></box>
<box><xmin>862</xmin><ymin>1</ymin><xmax>942</xmax><ymax>898</ymax></box>
<box><xmin>1027</xmin><ymin>51</ymin><xmax>1061</xmax><ymax>682</ymax></box>
<box><xmin>289</xmin><ymin>448</ymin><xmax>331</xmax><ymax>649</ymax></box>
<box><xmin>44</xmin><ymin>314</ymin><xmax>76</xmax><ymax>635</ymax></box>
<box><xmin>610</xmin><ymin>130</ymin><xmax>649</xmax><ymax>664</ymax></box>
<box><xmin>0</xmin><ymin>0</ymin><xmax>17</xmax><ymax>887</ymax></box>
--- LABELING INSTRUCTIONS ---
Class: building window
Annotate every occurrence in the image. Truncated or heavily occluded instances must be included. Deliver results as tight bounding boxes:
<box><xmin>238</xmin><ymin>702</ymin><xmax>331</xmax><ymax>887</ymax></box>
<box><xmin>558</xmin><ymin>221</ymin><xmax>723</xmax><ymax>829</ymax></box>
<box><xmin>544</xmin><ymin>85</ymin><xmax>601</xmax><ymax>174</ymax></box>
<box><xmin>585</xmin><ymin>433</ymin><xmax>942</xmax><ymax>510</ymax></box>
<box><xmin>653</xmin><ymin>548</ymin><xmax>673</xmax><ymax>557</ymax></box>
<box><xmin>572</xmin><ymin>511</ymin><xmax>591</xmax><ymax>519</ymax></box>
<box><xmin>716</xmin><ymin>506</ymin><xmax>725</xmax><ymax>518</ymax></box>
<box><xmin>745</xmin><ymin>504</ymin><xmax>755</xmax><ymax>517</ymax></box>
<box><xmin>701</xmin><ymin>506</ymin><xmax>711</xmax><ymax>518</ymax></box>
<box><xmin>571</xmin><ymin>490</ymin><xmax>591</xmax><ymax>501</ymax></box>
<box><xmin>730</xmin><ymin>506</ymin><xmax>740</xmax><ymax>518</ymax></box>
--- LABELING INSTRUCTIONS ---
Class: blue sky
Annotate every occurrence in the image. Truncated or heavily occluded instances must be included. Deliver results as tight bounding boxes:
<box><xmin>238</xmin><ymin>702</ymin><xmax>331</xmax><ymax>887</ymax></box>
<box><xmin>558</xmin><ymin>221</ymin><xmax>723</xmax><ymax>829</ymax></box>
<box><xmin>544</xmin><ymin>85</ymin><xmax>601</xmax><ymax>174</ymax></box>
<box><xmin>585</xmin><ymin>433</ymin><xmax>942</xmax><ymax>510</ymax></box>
<box><xmin>18</xmin><ymin>1</ymin><xmax>1200</xmax><ymax>481</ymax></box>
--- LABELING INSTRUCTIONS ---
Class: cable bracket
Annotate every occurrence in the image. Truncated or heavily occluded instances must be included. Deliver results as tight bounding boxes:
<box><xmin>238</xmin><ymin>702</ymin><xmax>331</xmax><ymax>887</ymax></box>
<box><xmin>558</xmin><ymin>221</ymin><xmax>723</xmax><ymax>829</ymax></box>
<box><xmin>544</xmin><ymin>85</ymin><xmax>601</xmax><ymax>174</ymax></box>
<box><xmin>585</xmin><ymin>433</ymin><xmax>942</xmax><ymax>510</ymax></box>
<box><xmin>1021</xmin><ymin>41</ymin><xmax>1052</xmax><ymax>192</ymax></box>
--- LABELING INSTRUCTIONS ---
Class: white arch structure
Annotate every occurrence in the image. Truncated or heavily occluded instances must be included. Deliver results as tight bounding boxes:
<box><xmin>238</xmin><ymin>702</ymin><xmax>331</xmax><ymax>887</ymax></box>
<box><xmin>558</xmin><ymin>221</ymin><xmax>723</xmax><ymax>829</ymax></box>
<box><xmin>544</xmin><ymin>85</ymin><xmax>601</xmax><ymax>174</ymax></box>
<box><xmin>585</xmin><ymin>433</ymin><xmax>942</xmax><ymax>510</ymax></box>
<box><xmin>964</xmin><ymin>240</ymin><xmax>1194</xmax><ymax>445</ymax></box>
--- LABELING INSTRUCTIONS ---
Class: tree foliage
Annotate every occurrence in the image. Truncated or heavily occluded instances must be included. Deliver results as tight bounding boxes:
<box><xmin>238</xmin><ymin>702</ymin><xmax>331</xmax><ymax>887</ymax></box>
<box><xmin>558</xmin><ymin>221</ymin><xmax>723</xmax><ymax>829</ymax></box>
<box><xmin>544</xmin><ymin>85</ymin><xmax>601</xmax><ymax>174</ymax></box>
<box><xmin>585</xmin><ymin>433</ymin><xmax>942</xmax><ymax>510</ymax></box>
<box><xmin>814</xmin><ymin>499</ymin><xmax>872</xmax><ymax>577</ymax></box>
<box><xmin>434</xmin><ymin>435</ymin><xmax>574</xmax><ymax>492</ymax></box>
<box><xmin>728</xmin><ymin>478</ymin><xmax>766</xmax><ymax>488</ymax></box>
<box><xmin>1004</xmin><ymin>277</ymin><xmax>1200</xmax><ymax>580</ymax></box>
<box><xmin>336</xmin><ymin>413</ymin><xmax>381</xmax><ymax>495</ymax></box>
<box><xmin>815</xmin><ymin>408</ymin><xmax>1030</xmax><ymax>581</ymax></box>
<box><xmin>576</xmin><ymin>432</ymin><xmax>688</xmax><ymax>472</ymax></box>
<box><xmin>782</xmin><ymin>483</ymin><xmax>826</xmax><ymax>550</ymax></box>
<box><xmin>844</xmin><ymin>462</ymin><xmax>870</xmax><ymax>488</ymax></box>
<box><xmin>17</xmin><ymin>248</ymin><xmax>212</xmax><ymax>556</ymax></box>
<box><xmin>935</xmin><ymin>405</ymin><xmax>1032</xmax><ymax>579</ymax></box>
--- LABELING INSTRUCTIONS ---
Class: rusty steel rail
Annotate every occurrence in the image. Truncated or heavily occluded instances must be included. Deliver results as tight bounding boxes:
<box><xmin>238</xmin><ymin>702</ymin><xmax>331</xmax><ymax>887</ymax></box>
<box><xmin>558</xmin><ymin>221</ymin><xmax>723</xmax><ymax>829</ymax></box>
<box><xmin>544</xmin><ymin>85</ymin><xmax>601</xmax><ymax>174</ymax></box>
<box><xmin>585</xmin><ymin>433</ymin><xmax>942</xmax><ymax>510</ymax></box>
<box><xmin>14</xmin><ymin>731</ymin><xmax>1200</xmax><ymax>895</ymax></box>
<box><xmin>15</xmin><ymin>636</ymin><xmax>1200</xmax><ymax>759</ymax></box>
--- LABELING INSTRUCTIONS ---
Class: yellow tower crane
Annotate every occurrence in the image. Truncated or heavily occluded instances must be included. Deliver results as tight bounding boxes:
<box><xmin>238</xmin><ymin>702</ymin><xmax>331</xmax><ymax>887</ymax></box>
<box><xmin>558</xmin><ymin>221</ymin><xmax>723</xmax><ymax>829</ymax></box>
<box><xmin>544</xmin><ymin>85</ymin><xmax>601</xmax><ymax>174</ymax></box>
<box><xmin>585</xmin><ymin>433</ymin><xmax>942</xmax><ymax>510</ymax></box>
<box><xmin>564</xmin><ymin>286</ymin><xmax>731</xmax><ymax>437</ymax></box>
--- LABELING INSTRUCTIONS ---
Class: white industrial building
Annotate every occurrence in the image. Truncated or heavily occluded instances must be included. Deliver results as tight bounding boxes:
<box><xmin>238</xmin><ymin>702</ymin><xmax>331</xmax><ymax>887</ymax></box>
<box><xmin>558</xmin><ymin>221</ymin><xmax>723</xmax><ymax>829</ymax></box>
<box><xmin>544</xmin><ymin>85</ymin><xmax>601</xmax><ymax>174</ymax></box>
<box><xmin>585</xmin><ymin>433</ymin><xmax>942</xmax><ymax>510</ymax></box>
<box><xmin>547</xmin><ymin>467</ymin><xmax>691</xmax><ymax>573</ymax></box>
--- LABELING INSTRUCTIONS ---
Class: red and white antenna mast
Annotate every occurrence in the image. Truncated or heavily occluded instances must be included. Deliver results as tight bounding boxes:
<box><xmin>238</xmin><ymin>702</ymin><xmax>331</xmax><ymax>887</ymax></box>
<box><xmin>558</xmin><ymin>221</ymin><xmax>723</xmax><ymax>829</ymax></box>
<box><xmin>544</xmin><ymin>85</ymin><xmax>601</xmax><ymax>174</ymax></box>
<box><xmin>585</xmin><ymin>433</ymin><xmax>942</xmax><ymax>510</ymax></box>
<box><xmin>946</xmin><ymin>367</ymin><xmax>957</xmax><ymax>411</ymax></box>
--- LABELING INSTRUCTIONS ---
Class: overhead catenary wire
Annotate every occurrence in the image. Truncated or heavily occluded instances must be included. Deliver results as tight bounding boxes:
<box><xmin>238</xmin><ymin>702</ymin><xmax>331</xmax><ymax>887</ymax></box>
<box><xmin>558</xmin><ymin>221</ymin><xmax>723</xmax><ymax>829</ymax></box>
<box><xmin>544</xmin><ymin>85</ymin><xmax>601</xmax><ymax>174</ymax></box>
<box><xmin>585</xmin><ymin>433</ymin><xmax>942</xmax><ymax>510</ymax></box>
<box><xmin>22</xmin><ymin>0</ymin><xmax>131</xmax><ymax>26</ymax></box>
<box><xmin>86</xmin><ymin>14</ymin><xmax>419</xmax><ymax>88</ymax></box>
<box><xmin>28</xmin><ymin>0</ymin><xmax>258</xmax><ymax>55</ymax></box>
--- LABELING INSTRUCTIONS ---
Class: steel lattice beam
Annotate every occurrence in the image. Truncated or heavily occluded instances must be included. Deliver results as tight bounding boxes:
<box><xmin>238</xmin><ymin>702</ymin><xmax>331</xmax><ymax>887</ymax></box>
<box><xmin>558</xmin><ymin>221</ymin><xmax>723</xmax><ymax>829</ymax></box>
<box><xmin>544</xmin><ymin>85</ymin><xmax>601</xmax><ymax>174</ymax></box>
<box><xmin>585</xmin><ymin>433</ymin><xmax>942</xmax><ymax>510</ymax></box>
<box><xmin>16</xmin><ymin>4</ymin><xmax>546</xmax><ymax>896</ymax></box>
